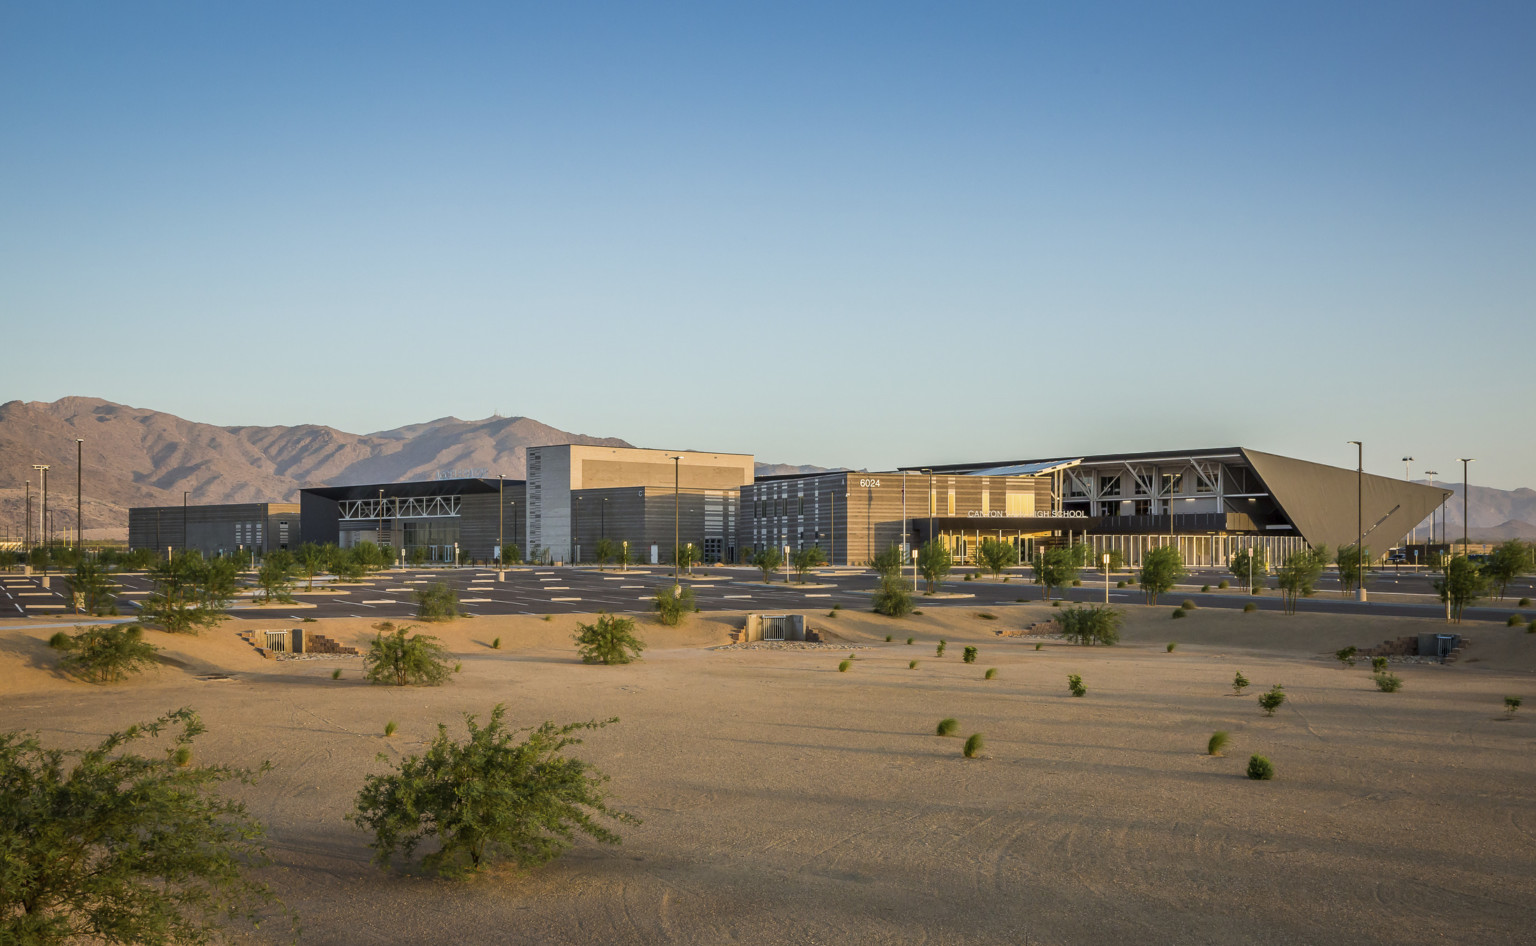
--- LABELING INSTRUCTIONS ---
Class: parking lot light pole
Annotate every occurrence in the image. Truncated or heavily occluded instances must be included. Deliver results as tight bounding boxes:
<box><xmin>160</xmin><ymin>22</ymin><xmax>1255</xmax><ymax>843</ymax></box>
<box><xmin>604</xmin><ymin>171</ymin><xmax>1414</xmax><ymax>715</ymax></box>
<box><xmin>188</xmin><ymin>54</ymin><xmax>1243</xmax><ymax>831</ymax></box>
<box><xmin>76</xmin><ymin>439</ymin><xmax>84</xmax><ymax>550</ymax></box>
<box><xmin>498</xmin><ymin>475</ymin><xmax>504</xmax><ymax>580</ymax></box>
<box><xmin>1402</xmin><ymin>456</ymin><xmax>1414</xmax><ymax>548</ymax></box>
<box><xmin>1347</xmin><ymin>442</ymin><xmax>1365</xmax><ymax>602</ymax></box>
<box><xmin>1458</xmin><ymin>458</ymin><xmax>1475</xmax><ymax>554</ymax></box>
<box><xmin>669</xmin><ymin>456</ymin><xmax>683</xmax><ymax>588</ymax></box>
<box><xmin>1103</xmin><ymin>552</ymin><xmax>1110</xmax><ymax>603</ymax></box>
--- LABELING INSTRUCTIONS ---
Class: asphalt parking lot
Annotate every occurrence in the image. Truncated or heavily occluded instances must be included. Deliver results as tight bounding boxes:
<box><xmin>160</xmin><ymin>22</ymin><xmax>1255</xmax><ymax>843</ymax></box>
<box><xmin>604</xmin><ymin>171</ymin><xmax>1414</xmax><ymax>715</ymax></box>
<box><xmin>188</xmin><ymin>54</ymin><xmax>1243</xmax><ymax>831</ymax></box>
<box><xmin>3</xmin><ymin>563</ymin><xmax>1533</xmax><ymax>625</ymax></box>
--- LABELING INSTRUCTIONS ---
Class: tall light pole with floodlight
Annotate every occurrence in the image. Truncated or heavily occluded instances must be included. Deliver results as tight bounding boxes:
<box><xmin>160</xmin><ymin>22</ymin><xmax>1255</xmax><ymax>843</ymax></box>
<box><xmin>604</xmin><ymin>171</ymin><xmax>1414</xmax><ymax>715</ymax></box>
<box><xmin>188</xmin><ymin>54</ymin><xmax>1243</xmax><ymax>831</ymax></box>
<box><xmin>76</xmin><ymin>439</ymin><xmax>84</xmax><ymax>550</ymax></box>
<box><xmin>1347</xmin><ymin>442</ymin><xmax>1364</xmax><ymax>601</ymax></box>
<box><xmin>668</xmin><ymin>456</ymin><xmax>683</xmax><ymax>587</ymax></box>
<box><xmin>1402</xmin><ymin>456</ymin><xmax>1414</xmax><ymax>547</ymax></box>
<box><xmin>1458</xmin><ymin>458</ymin><xmax>1475</xmax><ymax>553</ymax></box>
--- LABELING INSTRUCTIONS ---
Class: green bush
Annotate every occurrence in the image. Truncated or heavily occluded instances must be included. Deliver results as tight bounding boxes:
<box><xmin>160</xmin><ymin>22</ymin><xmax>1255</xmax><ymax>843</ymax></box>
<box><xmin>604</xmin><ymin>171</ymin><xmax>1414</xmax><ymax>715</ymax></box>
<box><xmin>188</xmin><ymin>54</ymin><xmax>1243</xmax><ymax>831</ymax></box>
<box><xmin>1181</xmin><ymin>599</ymin><xmax>1196</xmax><ymax>610</ymax></box>
<box><xmin>384</xmin><ymin>720</ymin><xmax>398</xmax><ymax>737</ymax></box>
<box><xmin>332</xmin><ymin>668</ymin><xmax>342</xmax><ymax>680</ymax></box>
<box><xmin>1218</xmin><ymin>580</ymin><xmax>1230</xmax><ymax>589</ymax></box>
<box><xmin>906</xmin><ymin>637</ymin><xmax>914</xmax><ymax>645</ymax></box>
<box><xmin>574</xmin><ymin>613</ymin><xmax>645</xmax><ymax>665</ymax></box>
<box><xmin>1336</xmin><ymin>646</ymin><xmax>1358</xmax><ymax>667</ymax></box>
<box><xmin>653</xmin><ymin>585</ymin><xmax>696</xmax><ymax>626</ymax></box>
<box><xmin>1116</xmin><ymin>580</ymin><xmax>1126</xmax><ymax>588</ymax></box>
<box><xmin>1067</xmin><ymin>674</ymin><xmax>1086</xmax><ymax>697</ymax></box>
<box><xmin>1207</xmin><ymin>731</ymin><xmax>1230</xmax><ymax>756</ymax></box>
<box><xmin>1243</xmin><ymin>602</ymin><xmax>1258</xmax><ymax>613</ymax></box>
<box><xmin>976</xmin><ymin>612</ymin><xmax>997</xmax><ymax>620</ymax></box>
<box><xmin>873</xmin><ymin>576</ymin><xmax>914</xmax><ymax>617</ymax></box>
<box><xmin>414</xmin><ymin>582</ymin><xmax>464</xmax><ymax>622</ymax></box>
<box><xmin>1508</xmin><ymin>614</ymin><xmax>1525</xmax><ymax>627</ymax></box>
<box><xmin>1201</xmin><ymin>584</ymin><xmax>1210</xmax><ymax>592</ymax></box>
<box><xmin>838</xmin><ymin>660</ymin><xmax>852</xmax><ymax>673</ymax></box>
<box><xmin>936</xmin><ymin>718</ymin><xmax>958</xmax><ymax>737</ymax></box>
<box><xmin>909</xmin><ymin>660</ymin><xmax>920</xmax><ymax>670</ymax></box>
<box><xmin>1373</xmin><ymin>671</ymin><xmax>1403</xmax><ymax>692</ymax></box>
<box><xmin>984</xmin><ymin>667</ymin><xmax>997</xmax><ymax>679</ymax></box>
<box><xmin>1506</xmin><ymin>696</ymin><xmax>1522</xmax><ymax>714</ymax></box>
<box><xmin>1051</xmin><ymin>600</ymin><xmax>1060</xmax><ymax>607</ymax></box>
<box><xmin>365</xmin><ymin>623</ymin><xmax>454</xmax><ymax>686</ymax></box>
<box><xmin>1371</xmin><ymin>656</ymin><xmax>1388</xmax><ymax>672</ymax></box>
<box><xmin>1520</xmin><ymin>598</ymin><xmax>1532</xmax><ymax>607</ymax></box>
<box><xmin>1034</xmin><ymin>642</ymin><xmax>1042</xmax><ymax>651</ymax></box>
<box><xmin>963</xmin><ymin>733</ymin><xmax>984</xmax><ymax>758</ymax></box>
<box><xmin>1166</xmin><ymin>642</ymin><xmax>1177</xmax><ymax>653</ymax></box>
<box><xmin>1171</xmin><ymin>608</ymin><xmax>1186</xmax><ymax>619</ymax></box>
<box><xmin>884</xmin><ymin>634</ymin><xmax>891</xmax><ymax>641</ymax></box>
<box><xmin>962</xmin><ymin>646</ymin><xmax>978</xmax><ymax>663</ymax></box>
<box><xmin>1054</xmin><ymin>604</ymin><xmax>1121</xmax><ymax>646</ymax></box>
<box><xmin>1258</xmin><ymin>685</ymin><xmax>1286</xmax><ymax>716</ymax></box>
<box><xmin>491</xmin><ymin>637</ymin><xmax>502</xmax><ymax>649</ymax></box>
<box><xmin>1233</xmin><ymin>671</ymin><xmax>1250</xmax><ymax>694</ymax></box>
<box><xmin>349</xmin><ymin>706</ymin><xmax>634</xmax><ymax>875</ymax></box>
<box><xmin>52</xmin><ymin>624</ymin><xmax>159</xmax><ymax>684</ymax></box>
<box><xmin>936</xmin><ymin>640</ymin><xmax>947</xmax><ymax>657</ymax></box>
<box><xmin>1247</xmin><ymin>755</ymin><xmax>1275</xmax><ymax>780</ymax></box>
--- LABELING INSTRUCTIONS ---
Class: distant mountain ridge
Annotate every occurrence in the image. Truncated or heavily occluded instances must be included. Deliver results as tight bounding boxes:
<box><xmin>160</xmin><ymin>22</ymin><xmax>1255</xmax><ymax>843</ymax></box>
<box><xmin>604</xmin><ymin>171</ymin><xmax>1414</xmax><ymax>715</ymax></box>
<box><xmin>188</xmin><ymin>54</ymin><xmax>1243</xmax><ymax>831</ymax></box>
<box><xmin>0</xmin><ymin>398</ymin><xmax>833</xmax><ymax>541</ymax></box>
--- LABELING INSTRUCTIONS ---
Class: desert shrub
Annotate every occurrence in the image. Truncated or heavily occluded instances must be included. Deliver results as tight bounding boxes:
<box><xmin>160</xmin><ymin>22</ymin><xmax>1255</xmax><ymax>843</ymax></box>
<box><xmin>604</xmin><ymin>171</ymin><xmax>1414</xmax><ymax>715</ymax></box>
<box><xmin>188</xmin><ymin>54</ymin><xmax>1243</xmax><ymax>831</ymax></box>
<box><xmin>1171</xmin><ymin>608</ymin><xmax>1186</xmax><ymax>619</ymax></box>
<box><xmin>962</xmin><ymin>646</ymin><xmax>978</xmax><ymax>663</ymax></box>
<box><xmin>936</xmin><ymin>718</ymin><xmax>958</xmax><ymax>736</ymax></box>
<box><xmin>140</xmin><ymin>552</ymin><xmax>237</xmax><ymax>634</ymax></box>
<box><xmin>1508</xmin><ymin>614</ymin><xmax>1525</xmax><ymax>627</ymax></box>
<box><xmin>1371</xmin><ymin>656</ymin><xmax>1388</xmax><ymax>672</ymax></box>
<box><xmin>1051</xmin><ymin>601</ymin><xmax>1060</xmax><ymax>607</ymax></box>
<box><xmin>1207</xmin><ymin>731</ymin><xmax>1230</xmax><ymax>756</ymax></box>
<box><xmin>1335</xmin><ymin>646</ymin><xmax>1358</xmax><ymax>668</ymax></box>
<box><xmin>1521</xmin><ymin>598</ymin><xmax>1533</xmax><ymax>607</ymax></box>
<box><xmin>963</xmin><ymin>572</ymin><xmax>973</xmax><ymax>581</ymax></box>
<box><xmin>1246</xmin><ymin>755</ymin><xmax>1275</xmax><ymax>780</ymax></box>
<box><xmin>906</xmin><ymin>637</ymin><xmax>914</xmax><ymax>645</ymax></box>
<box><xmin>384</xmin><ymin>720</ymin><xmax>398</xmax><ymax>737</ymax></box>
<box><xmin>52</xmin><ymin>624</ymin><xmax>159</xmax><ymax>684</ymax></box>
<box><xmin>833</xmin><ymin>603</ymin><xmax>842</xmax><ymax>611</ymax></box>
<box><xmin>332</xmin><ymin>668</ymin><xmax>342</xmax><ymax>680</ymax></box>
<box><xmin>984</xmin><ymin>667</ymin><xmax>997</xmax><ymax>679</ymax></box>
<box><xmin>884</xmin><ymin>634</ymin><xmax>891</xmax><ymax>641</ymax></box>
<box><xmin>365</xmin><ymin>623</ymin><xmax>454</xmax><ymax>686</ymax></box>
<box><xmin>873</xmin><ymin>576</ymin><xmax>914</xmax><ymax>617</ymax></box>
<box><xmin>1166</xmin><ymin>642</ymin><xmax>1177</xmax><ymax>653</ymax></box>
<box><xmin>492</xmin><ymin>637</ymin><xmax>502</xmax><ymax>649</ymax></box>
<box><xmin>1067</xmin><ymin>674</ymin><xmax>1086</xmax><ymax>697</ymax></box>
<box><xmin>909</xmin><ymin>660</ymin><xmax>919</xmax><ymax>670</ymax></box>
<box><xmin>838</xmin><ymin>660</ymin><xmax>852</xmax><ymax>673</ymax></box>
<box><xmin>1506</xmin><ymin>696</ymin><xmax>1522</xmax><ymax>714</ymax></box>
<box><xmin>574</xmin><ymin>613</ymin><xmax>645</xmax><ymax>665</ymax></box>
<box><xmin>1071</xmin><ymin>579</ymin><xmax>1082</xmax><ymax>587</ymax></box>
<box><xmin>1529</xmin><ymin>620</ymin><xmax>1536</xmax><ymax>633</ymax></box>
<box><xmin>414</xmin><ymin>582</ymin><xmax>464</xmax><ymax>622</ymax></box>
<box><xmin>542</xmin><ymin>615</ymin><xmax>552</xmax><ymax>622</ymax></box>
<box><xmin>1034</xmin><ymin>642</ymin><xmax>1043</xmax><ymax>651</ymax></box>
<box><xmin>350</xmin><ymin>706</ymin><xmax>635</xmax><ymax>875</ymax></box>
<box><xmin>1218</xmin><ymin>580</ymin><xmax>1230</xmax><ymax>589</ymax></box>
<box><xmin>653</xmin><ymin>585</ymin><xmax>696</xmax><ymax>626</ymax></box>
<box><xmin>1201</xmin><ymin>584</ymin><xmax>1210</xmax><ymax>593</ymax></box>
<box><xmin>1182</xmin><ymin>600</ymin><xmax>1197</xmax><ymax>610</ymax></box>
<box><xmin>963</xmin><ymin>733</ymin><xmax>984</xmax><ymax>758</ymax></box>
<box><xmin>1243</xmin><ymin>602</ymin><xmax>1258</xmax><ymax>613</ymax></box>
<box><xmin>0</xmin><ymin>709</ymin><xmax>283</xmax><ymax>944</ymax></box>
<box><xmin>936</xmin><ymin>640</ymin><xmax>947</xmax><ymax>657</ymax></box>
<box><xmin>1258</xmin><ymin>685</ymin><xmax>1286</xmax><ymax>716</ymax></box>
<box><xmin>913</xmin><ymin>610</ymin><xmax>924</xmax><ymax>615</ymax></box>
<box><xmin>1373</xmin><ymin>672</ymin><xmax>1403</xmax><ymax>692</ymax></box>
<box><xmin>1233</xmin><ymin>671</ymin><xmax>1250</xmax><ymax>694</ymax></box>
<box><xmin>1054</xmin><ymin>604</ymin><xmax>1121</xmax><ymax>646</ymax></box>
<box><xmin>1116</xmin><ymin>580</ymin><xmax>1126</xmax><ymax>588</ymax></box>
<box><xmin>976</xmin><ymin>612</ymin><xmax>997</xmax><ymax>620</ymax></box>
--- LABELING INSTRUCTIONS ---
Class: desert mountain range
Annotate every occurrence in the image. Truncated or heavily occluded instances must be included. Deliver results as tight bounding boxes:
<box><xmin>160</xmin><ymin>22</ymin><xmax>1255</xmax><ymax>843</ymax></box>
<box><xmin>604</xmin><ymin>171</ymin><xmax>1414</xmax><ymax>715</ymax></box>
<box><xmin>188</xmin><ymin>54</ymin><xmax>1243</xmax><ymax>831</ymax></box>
<box><xmin>0</xmin><ymin>397</ymin><xmax>1531</xmax><ymax>543</ymax></box>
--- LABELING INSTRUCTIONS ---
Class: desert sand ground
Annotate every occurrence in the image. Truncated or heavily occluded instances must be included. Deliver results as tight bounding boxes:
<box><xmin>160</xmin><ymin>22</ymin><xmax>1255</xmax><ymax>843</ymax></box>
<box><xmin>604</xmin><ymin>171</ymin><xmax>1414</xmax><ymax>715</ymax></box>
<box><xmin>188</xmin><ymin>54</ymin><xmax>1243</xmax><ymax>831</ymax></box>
<box><xmin>3</xmin><ymin>602</ymin><xmax>1534</xmax><ymax>946</ymax></box>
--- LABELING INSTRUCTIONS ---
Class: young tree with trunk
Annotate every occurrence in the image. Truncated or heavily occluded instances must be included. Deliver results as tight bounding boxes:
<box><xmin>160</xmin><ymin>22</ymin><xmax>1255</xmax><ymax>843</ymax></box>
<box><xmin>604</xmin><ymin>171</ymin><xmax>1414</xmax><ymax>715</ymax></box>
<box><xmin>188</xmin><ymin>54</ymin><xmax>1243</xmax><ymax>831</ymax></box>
<box><xmin>1484</xmin><ymin>539</ymin><xmax>1534</xmax><ymax>601</ymax></box>
<box><xmin>140</xmin><ymin>553</ymin><xmax>236</xmax><ymax>634</ymax></box>
<box><xmin>1435</xmin><ymin>555</ymin><xmax>1488</xmax><ymax>623</ymax></box>
<box><xmin>917</xmin><ymin>540</ymin><xmax>952</xmax><ymax>593</ymax></box>
<box><xmin>1030</xmin><ymin>547</ymin><xmax>1078</xmax><ymax>601</ymax></box>
<box><xmin>1139</xmin><ymin>545</ymin><xmax>1185</xmax><ymax>605</ymax></box>
<box><xmin>976</xmin><ymin>538</ymin><xmax>1019</xmax><ymax>578</ymax></box>
<box><xmin>1336</xmin><ymin>544</ymin><xmax>1370</xmax><ymax>596</ymax></box>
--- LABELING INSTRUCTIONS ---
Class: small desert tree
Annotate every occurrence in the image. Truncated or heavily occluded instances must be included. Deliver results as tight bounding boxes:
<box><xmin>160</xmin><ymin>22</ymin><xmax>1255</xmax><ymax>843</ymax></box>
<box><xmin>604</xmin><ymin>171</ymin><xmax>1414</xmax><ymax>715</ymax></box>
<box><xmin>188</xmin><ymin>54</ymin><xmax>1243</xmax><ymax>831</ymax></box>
<box><xmin>0</xmin><ymin>709</ymin><xmax>282</xmax><ymax>943</ymax></box>
<box><xmin>574</xmin><ymin>613</ymin><xmax>645</xmax><ymax>665</ymax></box>
<box><xmin>1484</xmin><ymin>539</ymin><xmax>1534</xmax><ymax>601</ymax></box>
<box><xmin>871</xmin><ymin>544</ymin><xmax>905</xmax><ymax>583</ymax></box>
<box><xmin>751</xmin><ymin>546</ymin><xmax>783</xmax><ymax>583</ymax></box>
<box><xmin>1139</xmin><ymin>545</ymin><xmax>1184</xmax><ymax>605</ymax></box>
<box><xmin>1230</xmin><ymin>547</ymin><xmax>1267</xmax><ymax>590</ymax></box>
<box><xmin>293</xmin><ymin>542</ymin><xmax>328</xmax><ymax>590</ymax></box>
<box><xmin>1031</xmin><ymin>547</ymin><xmax>1078</xmax><ymax>601</ymax></box>
<box><xmin>873</xmin><ymin>575</ymin><xmax>914</xmax><ymax>617</ymax></box>
<box><xmin>1435</xmin><ymin>555</ymin><xmax>1487</xmax><ymax>623</ymax></box>
<box><xmin>976</xmin><ymin>538</ymin><xmax>1019</xmax><ymax>578</ymax></box>
<box><xmin>414</xmin><ymin>581</ymin><xmax>463</xmax><ymax>621</ymax></box>
<box><xmin>916</xmin><ymin>540</ymin><xmax>953</xmax><ymax>593</ymax></box>
<box><xmin>791</xmin><ymin>544</ymin><xmax>824</xmax><ymax>583</ymax></box>
<box><xmin>50</xmin><ymin>624</ymin><xmax>159</xmax><ymax>684</ymax></box>
<box><xmin>1336</xmin><ymin>544</ymin><xmax>1370</xmax><ymax>596</ymax></box>
<box><xmin>674</xmin><ymin>543</ymin><xmax>699</xmax><ymax>576</ymax></box>
<box><xmin>653</xmin><ymin>585</ymin><xmax>695</xmax><ymax>626</ymax></box>
<box><xmin>594</xmin><ymin>537</ymin><xmax>617</xmax><ymax>571</ymax></box>
<box><xmin>65</xmin><ymin>560</ymin><xmax>120</xmax><ymax>616</ymax></box>
<box><xmin>254</xmin><ymin>554</ymin><xmax>296</xmax><ymax>604</ymax></box>
<box><xmin>140</xmin><ymin>552</ymin><xmax>236</xmax><ymax>634</ymax></box>
<box><xmin>350</xmin><ymin>705</ymin><xmax>635</xmax><ymax>875</ymax></box>
<box><xmin>364</xmin><ymin>622</ymin><xmax>454</xmax><ymax>686</ymax></box>
<box><xmin>1276</xmin><ymin>546</ymin><xmax>1328</xmax><ymax>615</ymax></box>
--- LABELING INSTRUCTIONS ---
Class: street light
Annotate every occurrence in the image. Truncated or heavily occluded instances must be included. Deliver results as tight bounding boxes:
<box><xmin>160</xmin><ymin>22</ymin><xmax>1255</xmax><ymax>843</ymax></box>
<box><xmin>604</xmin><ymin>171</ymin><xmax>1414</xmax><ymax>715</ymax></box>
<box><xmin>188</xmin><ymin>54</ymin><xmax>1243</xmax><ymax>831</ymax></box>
<box><xmin>75</xmin><ymin>439</ymin><xmax>84</xmax><ymax>550</ymax></box>
<box><xmin>911</xmin><ymin>547</ymin><xmax>919</xmax><ymax>592</ymax></box>
<box><xmin>1347</xmin><ymin>442</ymin><xmax>1365</xmax><ymax>602</ymax></box>
<box><xmin>378</xmin><ymin>488</ymin><xmax>385</xmax><ymax>564</ymax></box>
<box><xmin>31</xmin><ymin>465</ymin><xmax>48</xmax><ymax>550</ymax></box>
<box><xmin>1458</xmin><ymin>458</ymin><xmax>1475</xmax><ymax>554</ymax></box>
<box><xmin>1102</xmin><ymin>552</ymin><xmax>1110</xmax><ymax>603</ymax></box>
<box><xmin>183</xmin><ymin>490</ymin><xmax>189</xmax><ymax>555</ymax></box>
<box><xmin>1402</xmin><ymin>456</ymin><xmax>1414</xmax><ymax>548</ymax></box>
<box><xmin>1424</xmin><ymin>470</ymin><xmax>1438</xmax><ymax>548</ymax></box>
<box><xmin>921</xmin><ymin>468</ymin><xmax>934</xmax><ymax>555</ymax></box>
<box><xmin>668</xmin><ymin>456</ymin><xmax>683</xmax><ymax>587</ymax></box>
<box><xmin>497</xmin><ymin>475</ymin><xmax>504</xmax><ymax>579</ymax></box>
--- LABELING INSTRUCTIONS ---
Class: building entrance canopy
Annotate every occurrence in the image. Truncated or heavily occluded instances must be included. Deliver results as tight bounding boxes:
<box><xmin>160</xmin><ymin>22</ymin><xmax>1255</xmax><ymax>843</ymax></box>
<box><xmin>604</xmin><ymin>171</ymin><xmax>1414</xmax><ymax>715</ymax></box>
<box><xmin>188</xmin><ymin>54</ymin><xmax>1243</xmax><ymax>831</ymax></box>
<box><xmin>913</xmin><ymin>515</ymin><xmax>1103</xmax><ymax>541</ymax></box>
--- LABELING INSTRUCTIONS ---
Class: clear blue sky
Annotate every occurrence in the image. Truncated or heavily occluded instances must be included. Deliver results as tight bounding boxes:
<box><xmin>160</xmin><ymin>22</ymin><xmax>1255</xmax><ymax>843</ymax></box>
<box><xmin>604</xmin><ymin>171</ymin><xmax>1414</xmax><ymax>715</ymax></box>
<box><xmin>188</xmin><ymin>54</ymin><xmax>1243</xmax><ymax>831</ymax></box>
<box><xmin>3</xmin><ymin>2</ymin><xmax>1532</xmax><ymax>487</ymax></box>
